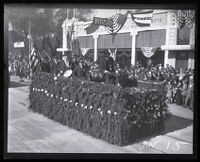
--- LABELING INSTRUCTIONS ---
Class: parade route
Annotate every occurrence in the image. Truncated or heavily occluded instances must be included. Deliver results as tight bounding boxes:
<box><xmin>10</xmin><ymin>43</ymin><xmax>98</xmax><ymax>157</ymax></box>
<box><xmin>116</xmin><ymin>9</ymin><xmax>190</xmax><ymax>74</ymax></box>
<box><xmin>7</xmin><ymin>77</ymin><xmax>193</xmax><ymax>154</ymax></box>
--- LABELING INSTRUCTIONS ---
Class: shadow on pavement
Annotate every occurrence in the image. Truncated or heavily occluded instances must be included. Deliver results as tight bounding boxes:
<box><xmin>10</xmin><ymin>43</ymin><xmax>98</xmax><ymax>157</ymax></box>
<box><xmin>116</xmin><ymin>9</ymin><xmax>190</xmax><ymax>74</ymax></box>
<box><xmin>9</xmin><ymin>81</ymin><xmax>29</xmax><ymax>88</ymax></box>
<box><xmin>161</xmin><ymin>115</ymin><xmax>193</xmax><ymax>135</ymax></box>
<box><xmin>127</xmin><ymin>114</ymin><xmax>193</xmax><ymax>145</ymax></box>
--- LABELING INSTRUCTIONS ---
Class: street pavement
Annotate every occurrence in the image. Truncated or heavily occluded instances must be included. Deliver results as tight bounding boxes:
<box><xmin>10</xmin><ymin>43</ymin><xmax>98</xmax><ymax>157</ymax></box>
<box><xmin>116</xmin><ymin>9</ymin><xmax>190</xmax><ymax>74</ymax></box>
<box><xmin>7</xmin><ymin>76</ymin><xmax>193</xmax><ymax>154</ymax></box>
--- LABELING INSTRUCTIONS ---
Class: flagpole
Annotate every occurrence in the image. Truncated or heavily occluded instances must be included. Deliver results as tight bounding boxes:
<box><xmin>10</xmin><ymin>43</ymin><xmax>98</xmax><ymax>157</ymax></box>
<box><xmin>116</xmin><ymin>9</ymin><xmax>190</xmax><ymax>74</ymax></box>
<box><xmin>28</xmin><ymin>15</ymin><xmax>32</xmax><ymax>78</ymax></box>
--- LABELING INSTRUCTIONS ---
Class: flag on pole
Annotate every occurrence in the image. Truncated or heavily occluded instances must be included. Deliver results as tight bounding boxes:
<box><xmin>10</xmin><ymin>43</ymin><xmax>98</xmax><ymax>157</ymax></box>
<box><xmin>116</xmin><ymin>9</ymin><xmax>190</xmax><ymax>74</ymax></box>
<box><xmin>29</xmin><ymin>46</ymin><xmax>41</xmax><ymax>73</ymax></box>
<box><xmin>131</xmin><ymin>9</ymin><xmax>154</xmax><ymax>27</ymax></box>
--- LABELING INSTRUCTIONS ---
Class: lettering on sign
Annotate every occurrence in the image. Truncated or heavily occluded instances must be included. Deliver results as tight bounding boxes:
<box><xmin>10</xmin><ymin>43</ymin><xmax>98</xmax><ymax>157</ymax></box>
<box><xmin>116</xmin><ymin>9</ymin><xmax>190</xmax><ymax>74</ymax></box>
<box><xmin>93</xmin><ymin>17</ymin><xmax>113</xmax><ymax>27</ymax></box>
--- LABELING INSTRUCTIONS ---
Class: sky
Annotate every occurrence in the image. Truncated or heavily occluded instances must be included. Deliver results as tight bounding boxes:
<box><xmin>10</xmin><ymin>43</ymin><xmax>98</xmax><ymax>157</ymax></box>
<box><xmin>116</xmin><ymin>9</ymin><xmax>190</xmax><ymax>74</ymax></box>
<box><xmin>92</xmin><ymin>9</ymin><xmax>127</xmax><ymax>18</ymax></box>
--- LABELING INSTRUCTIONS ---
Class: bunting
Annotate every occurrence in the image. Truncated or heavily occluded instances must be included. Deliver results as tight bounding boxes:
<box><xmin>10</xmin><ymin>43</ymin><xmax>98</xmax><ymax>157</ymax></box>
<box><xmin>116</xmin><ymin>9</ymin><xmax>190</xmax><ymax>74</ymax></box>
<box><xmin>140</xmin><ymin>47</ymin><xmax>158</xmax><ymax>58</ymax></box>
<box><xmin>84</xmin><ymin>10</ymin><xmax>154</xmax><ymax>35</ymax></box>
<box><xmin>177</xmin><ymin>10</ymin><xmax>195</xmax><ymax>29</ymax></box>
<box><xmin>105</xmin><ymin>13</ymin><xmax>128</xmax><ymax>34</ymax></box>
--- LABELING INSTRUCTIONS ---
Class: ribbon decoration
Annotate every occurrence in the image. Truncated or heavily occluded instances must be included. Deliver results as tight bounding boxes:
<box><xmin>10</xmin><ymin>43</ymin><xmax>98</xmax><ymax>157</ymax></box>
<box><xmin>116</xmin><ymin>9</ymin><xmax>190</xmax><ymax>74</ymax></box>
<box><xmin>140</xmin><ymin>47</ymin><xmax>158</xmax><ymax>58</ymax></box>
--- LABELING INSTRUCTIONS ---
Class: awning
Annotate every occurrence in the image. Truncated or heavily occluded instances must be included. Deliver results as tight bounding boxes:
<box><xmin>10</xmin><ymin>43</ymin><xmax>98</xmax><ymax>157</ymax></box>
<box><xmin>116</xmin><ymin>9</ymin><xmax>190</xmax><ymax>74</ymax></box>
<box><xmin>161</xmin><ymin>45</ymin><xmax>194</xmax><ymax>51</ymax></box>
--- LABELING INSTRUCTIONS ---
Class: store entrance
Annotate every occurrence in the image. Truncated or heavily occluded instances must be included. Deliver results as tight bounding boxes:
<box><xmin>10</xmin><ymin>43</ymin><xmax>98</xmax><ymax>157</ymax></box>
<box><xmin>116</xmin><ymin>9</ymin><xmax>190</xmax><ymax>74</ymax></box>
<box><xmin>136</xmin><ymin>49</ymin><xmax>164</xmax><ymax>67</ymax></box>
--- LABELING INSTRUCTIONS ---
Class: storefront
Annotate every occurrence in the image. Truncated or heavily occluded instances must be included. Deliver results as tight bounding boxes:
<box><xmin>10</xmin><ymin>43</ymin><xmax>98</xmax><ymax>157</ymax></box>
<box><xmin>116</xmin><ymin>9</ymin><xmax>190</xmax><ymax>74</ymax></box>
<box><xmin>58</xmin><ymin>10</ymin><xmax>195</xmax><ymax>69</ymax></box>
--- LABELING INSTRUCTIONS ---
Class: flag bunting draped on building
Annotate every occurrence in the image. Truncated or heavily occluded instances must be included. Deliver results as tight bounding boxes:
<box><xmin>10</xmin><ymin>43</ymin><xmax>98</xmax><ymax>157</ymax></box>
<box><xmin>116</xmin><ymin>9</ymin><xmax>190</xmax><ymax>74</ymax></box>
<box><xmin>177</xmin><ymin>10</ymin><xmax>195</xmax><ymax>29</ymax></box>
<box><xmin>140</xmin><ymin>47</ymin><xmax>158</xmax><ymax>58</ymax></box>
<box><xmin>85</xmin><ymin>10</ymin><xmax>154</xmax><ymax>35</ymax></box>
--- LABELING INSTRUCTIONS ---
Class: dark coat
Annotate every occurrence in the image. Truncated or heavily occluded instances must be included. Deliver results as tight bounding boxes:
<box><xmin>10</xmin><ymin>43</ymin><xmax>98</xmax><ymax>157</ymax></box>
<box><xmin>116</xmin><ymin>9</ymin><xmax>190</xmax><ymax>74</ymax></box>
<box><xmin>41</xmin><ymin>61</ymin><xmax>51</xmax><ymax>73</ymax></box>
<box><xmin>106</xmin><ymin>56</ymin><xmax>116</xmax><ymax>72</ymax></box>
<box><xmin>73</xmin><ymin>64</ymin><xmax>85</xmax><ymax>79</ymax></box>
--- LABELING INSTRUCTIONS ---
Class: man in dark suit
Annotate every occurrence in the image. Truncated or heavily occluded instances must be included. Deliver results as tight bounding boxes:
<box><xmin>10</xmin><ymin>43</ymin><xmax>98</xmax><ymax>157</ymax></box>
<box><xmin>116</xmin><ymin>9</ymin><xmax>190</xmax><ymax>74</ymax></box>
<box><xmin>41</xmin><ymin>56</ymin><xmax>51</xmax><ymax>73</ymax></box>
<box><xmin>105</xmin><ymin>51</ymin><xmax>117</xmax><ymax>84</ymax></box>
<box><xmin>73</xmin><ymin>59</ymin><xmax>86</xmax><ymax>79</ymax></box>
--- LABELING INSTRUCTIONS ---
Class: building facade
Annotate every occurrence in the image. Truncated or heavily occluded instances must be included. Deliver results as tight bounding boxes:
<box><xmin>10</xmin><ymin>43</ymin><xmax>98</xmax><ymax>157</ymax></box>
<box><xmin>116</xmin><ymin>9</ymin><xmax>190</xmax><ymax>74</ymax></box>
<box><xmin>58</xmin><ymin>10</ymin><xmax>195</xmax><ymax>69</ymax></box>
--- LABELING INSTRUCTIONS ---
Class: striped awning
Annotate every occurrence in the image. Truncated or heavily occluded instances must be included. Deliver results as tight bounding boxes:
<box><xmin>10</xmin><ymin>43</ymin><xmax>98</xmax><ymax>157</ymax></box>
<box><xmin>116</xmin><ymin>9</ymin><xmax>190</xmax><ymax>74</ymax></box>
<box><xmin>161</xmin><ymin>45</ymin><xmax>194</xmax><ymax>50</ymax></box>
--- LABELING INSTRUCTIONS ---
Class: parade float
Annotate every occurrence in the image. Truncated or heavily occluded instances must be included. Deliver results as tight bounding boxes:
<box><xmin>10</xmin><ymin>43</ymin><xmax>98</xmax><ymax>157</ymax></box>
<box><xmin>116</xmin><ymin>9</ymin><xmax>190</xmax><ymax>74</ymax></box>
<box><xmin>29</xmin><ymin>71</ymin><xmax>168</xmax><ymax>146</ymax></box>
<box><xmin>29</xmin><ymin>10</ymin><xmax>169</xmax><ymax>146</ymax></box>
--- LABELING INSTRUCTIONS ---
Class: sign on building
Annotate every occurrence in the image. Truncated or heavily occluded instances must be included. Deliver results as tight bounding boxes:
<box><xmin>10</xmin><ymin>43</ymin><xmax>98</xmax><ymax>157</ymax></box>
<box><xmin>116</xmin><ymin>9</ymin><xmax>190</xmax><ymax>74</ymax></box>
<box><xmin>14</xmin><ymin>42</ymin><xmax>24</xmax><ymax>48</ymax></box>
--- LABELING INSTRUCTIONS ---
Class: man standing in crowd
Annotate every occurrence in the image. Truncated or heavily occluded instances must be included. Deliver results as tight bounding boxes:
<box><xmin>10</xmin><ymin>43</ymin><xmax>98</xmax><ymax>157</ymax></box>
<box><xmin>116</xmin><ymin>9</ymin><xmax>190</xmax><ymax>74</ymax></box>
<box><xmin>105</xmin><ymin>50</ymin><xmax>116</xmax><ymax>84</ymax></box>
<box><xmin>41</xmin><ymin>56</ymin><xmax>51</xmax><ymax>73</ymax></box>
<box><xmin>73</xmin><ymin>59</ymin><xmax>86</xmax><ymax>79</ymax></box>
<box><xmin>184</xmin><ymin>76</ymin><xmax>194</xmax><ymax>109</ymax></box>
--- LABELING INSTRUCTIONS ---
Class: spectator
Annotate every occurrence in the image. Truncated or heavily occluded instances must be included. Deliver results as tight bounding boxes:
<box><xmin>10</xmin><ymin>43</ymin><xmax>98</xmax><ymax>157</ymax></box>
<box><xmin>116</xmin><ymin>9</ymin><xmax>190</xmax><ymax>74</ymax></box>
<box><xmin>184</xmin><ymin>76</ymin><xmax>194</xmax><ymax>109</ymax></box>
<box><xmin>181</xmin><ymin>79</ymin><xmax>188</xmax><ymax>107</ymax></box>
<box><xmin>165</xmin><ymin>81</ymin><xmax>173</xmax><ymax>103</ymax></box>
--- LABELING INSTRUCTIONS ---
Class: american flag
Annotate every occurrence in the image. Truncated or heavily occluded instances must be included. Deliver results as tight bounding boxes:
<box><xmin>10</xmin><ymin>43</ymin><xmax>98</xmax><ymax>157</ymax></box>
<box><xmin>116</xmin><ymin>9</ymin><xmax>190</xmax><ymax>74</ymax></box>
<box><xmin>29</xmin><ymin>46</ymin><xmax>41</xmax><ymax>73</ymax></box>
<box><xmin>85</xmin><ymin>23</ymin><xmax>99</xmax><ymax>34</ymax></box>
<box><xmin>105</xmin><ymin>13</ymin><xmax>127</xmax><ymax>33</ymax></box>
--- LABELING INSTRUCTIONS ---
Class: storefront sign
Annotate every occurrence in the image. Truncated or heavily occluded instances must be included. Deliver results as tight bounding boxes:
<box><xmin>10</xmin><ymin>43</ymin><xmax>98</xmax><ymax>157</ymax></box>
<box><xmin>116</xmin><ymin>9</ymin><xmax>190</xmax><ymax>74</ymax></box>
<box><xmin>93</xmin><ymin>17</ymin><xmax>113</xmax><ymax>27</ymax></box>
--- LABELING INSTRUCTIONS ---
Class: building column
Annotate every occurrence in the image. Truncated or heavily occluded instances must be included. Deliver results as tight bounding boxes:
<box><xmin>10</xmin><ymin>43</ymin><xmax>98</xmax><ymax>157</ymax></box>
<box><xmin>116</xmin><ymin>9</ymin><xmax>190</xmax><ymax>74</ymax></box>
<box><xmin>164</xmin><ymin>50</ymin><xmax>169</xmax><ymax>68</ymax></box>
<box><xmin>93</xmin><ymin>33</ymin><xmax>99</xmax><ymax>62</ymax></box>
<box><xmin>62</xmin><ymin>22</ymin><xmax>67</xmax><ymax>56</ymax></box>
<box><xmin>188</xmin><ymin>51</ymin><xmax>194</xmax><ymax>69</ymax></box>
<box><xmin>130</xmin><ymin>31</ymin><xmax>138</xmax><ymax>66</ymax></box>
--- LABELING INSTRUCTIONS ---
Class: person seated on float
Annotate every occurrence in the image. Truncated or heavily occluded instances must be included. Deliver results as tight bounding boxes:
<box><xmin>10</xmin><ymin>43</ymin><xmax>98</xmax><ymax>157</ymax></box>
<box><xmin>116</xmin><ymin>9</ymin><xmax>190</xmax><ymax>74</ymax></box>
<box><xmin>73</xmin><ymin>59</ymin><xmax>86</xmax><ymax>80</ymax></box>
<box><xmin>105</xmin><ymin>51</ymin><xmax>117</xmax><ymax>84</ymax></box>
<box><xmin>41</xmin><ymin>56</ymin><xmax>51</xmax><ymax>73</ymax></box>
<box><xmin>57</xmin><ymin>55</ymin><xmax>70</xmax><ymax>76</ymax></box>
<box><xmin>51</xmin><ymin>56</ymin><xmax>60</xmax><ymax>75</ymax></box>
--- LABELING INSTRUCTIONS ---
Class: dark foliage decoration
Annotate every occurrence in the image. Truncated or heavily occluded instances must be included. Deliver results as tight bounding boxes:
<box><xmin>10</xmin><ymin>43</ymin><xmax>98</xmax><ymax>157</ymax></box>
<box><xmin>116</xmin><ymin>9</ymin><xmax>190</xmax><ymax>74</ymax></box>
<box><xmin>29</xmin><ymin>72</ymin><xmax>168</xmax><ymax>146</ymax></box>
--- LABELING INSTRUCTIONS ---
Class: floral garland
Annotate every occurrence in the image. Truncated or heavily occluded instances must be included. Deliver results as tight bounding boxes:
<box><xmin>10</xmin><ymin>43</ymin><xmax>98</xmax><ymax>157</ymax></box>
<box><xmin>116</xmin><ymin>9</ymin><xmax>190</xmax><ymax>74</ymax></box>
<box><xmin>29</xmin><ymin>72</ymin><xmax>168</xmax><ymax>146</ymax></box>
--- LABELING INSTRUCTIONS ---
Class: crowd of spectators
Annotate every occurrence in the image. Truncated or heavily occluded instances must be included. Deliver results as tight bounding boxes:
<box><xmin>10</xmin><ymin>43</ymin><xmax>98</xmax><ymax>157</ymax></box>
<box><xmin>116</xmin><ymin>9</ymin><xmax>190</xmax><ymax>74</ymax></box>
<box><xmin>8</xmin><ymin>51</ymin><xmax>194</xmax><ymax>110</ymax></box>
<box><xmin>8</xmin><ymin>54</ymin><xmax>30</xmax><ymax>81</ymax></box>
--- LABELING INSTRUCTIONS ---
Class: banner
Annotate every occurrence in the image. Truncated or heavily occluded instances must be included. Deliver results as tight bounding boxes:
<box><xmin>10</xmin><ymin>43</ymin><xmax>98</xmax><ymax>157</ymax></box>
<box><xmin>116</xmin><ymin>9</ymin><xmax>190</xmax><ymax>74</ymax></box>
<box><xmin>140</xmin><ymin>47</ymin><xmax>158</xmax><ymax>58</ymax></box>
<box><xmin>93</xmin><ymin>17</ymin><xmax>113</xmax><ymax>27</ymax></box>
<box><xmin>130</xmin><ymin>9</ymin><xmax>153</xmax><ymax>27</ymax></box>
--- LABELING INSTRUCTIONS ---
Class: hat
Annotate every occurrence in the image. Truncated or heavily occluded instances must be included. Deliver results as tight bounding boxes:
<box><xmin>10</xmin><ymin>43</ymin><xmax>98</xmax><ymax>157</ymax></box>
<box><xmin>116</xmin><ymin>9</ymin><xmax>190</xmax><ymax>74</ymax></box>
<box><xmin>189</xmin><ymin>75</ymin><xmax>194</xmax><ymax>80</ymax></box>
